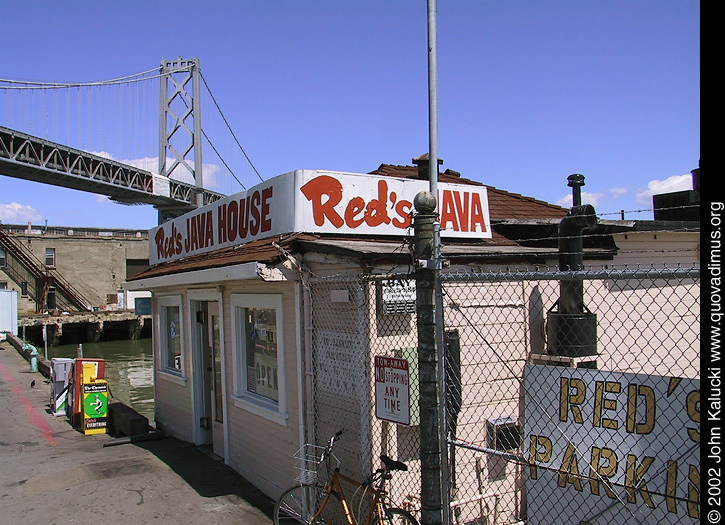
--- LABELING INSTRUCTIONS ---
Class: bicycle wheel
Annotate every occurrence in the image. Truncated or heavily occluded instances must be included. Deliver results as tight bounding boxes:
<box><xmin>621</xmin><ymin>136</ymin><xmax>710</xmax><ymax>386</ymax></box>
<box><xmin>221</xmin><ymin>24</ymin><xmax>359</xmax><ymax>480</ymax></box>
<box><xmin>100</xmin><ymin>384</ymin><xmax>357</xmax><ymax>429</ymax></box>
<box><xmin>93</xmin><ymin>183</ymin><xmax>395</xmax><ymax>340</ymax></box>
<box><xmin>379</xmin><ymin>507</ymin><xmax>419</xmax><ymax>525</ymax></box>
<box><xmin>274</xmin><ymin>484</ymin><xmax>347</xmax><ymax>524</ymax></box>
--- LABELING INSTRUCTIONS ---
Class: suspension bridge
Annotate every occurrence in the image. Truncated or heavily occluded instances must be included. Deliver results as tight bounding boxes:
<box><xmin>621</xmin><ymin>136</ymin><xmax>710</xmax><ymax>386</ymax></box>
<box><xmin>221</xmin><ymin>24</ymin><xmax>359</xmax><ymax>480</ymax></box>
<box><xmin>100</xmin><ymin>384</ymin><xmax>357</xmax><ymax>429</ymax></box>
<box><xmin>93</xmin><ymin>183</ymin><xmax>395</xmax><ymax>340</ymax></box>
<box><xmin>0</xmin><ymin>57</ymin><xmax>263</xmax><ymax>222</ymax></box>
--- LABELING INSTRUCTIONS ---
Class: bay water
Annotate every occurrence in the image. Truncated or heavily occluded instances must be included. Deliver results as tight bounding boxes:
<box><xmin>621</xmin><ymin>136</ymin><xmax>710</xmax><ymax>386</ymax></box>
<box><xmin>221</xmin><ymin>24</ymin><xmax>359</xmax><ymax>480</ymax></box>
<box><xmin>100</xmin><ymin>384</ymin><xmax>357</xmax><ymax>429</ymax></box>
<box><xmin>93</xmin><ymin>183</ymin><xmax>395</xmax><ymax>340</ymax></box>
<box><xmin>48</xmin><ymin>338</ymin><xmax>154</xmax><ymax>423</ymax></box>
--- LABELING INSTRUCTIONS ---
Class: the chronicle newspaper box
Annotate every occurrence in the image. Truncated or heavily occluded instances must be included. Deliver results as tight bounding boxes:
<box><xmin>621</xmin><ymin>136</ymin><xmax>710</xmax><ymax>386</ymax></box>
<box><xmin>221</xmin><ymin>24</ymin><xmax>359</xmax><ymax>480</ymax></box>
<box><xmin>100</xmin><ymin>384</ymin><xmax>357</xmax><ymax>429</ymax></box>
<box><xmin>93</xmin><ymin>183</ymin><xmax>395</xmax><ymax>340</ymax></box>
<box><xmin>81</xmin><ymin>362</ymin><xmax>109</xmax><ymax>435</ymax></box>
<box><xmin>67</xmin><ymin>358</ymin><xmax>105</xmax><ymax>427</ymax></box>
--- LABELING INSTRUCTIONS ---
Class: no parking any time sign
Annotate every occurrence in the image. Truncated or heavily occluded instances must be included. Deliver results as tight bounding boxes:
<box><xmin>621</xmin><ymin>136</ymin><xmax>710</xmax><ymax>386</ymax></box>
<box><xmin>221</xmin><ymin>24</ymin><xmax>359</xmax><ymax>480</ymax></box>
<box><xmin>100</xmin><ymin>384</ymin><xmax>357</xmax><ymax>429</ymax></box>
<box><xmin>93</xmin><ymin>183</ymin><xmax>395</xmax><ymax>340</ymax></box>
<box><xmin>374</xmin><ymin>356</ymin><xmax>410</xmax><ymax>425</ymax></box>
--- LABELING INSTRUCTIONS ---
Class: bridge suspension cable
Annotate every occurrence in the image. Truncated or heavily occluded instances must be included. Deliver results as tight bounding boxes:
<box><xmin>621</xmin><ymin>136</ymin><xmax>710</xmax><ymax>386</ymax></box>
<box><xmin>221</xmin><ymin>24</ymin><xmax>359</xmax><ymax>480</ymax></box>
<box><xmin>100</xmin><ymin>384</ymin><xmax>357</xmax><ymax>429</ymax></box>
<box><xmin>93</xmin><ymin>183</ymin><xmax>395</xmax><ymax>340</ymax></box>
<box><xmin>0</xmin><ymin>67</ymin><xmax>162</xmax><ymax>89</ymax></box>
<box><xmin>200</xmin><ymin>71</ymin><xmax>263</xmax><ymax>186</ymax></box>
<box><xmin>0</xmin><ymin>61</ymin><xmax>262</xmax><ymax>199</ymax></box>
<box><xmin>2</xmin><ymin>68</ymin><xmax>161</xmax><ymax>183</ymax></box>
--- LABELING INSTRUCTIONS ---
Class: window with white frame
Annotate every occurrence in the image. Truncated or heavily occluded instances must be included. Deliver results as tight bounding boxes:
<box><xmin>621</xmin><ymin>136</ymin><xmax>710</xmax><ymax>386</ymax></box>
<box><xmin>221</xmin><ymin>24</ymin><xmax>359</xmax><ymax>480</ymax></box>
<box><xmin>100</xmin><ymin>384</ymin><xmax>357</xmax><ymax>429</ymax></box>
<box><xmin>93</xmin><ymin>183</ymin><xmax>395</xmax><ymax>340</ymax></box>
<box><xmin>45</xmin><ymin>248</ymin><xmax>56</xmax><ymax>267</ymax></box>
<box><xmin>231</xmin><ymin>293</ymin><xmax>287</xmax><ymax>423</ymax></box>
<box><xmin>158</xmin><ymin>296</ymin><xmax>184</xmax><ymax>375</ymax></box>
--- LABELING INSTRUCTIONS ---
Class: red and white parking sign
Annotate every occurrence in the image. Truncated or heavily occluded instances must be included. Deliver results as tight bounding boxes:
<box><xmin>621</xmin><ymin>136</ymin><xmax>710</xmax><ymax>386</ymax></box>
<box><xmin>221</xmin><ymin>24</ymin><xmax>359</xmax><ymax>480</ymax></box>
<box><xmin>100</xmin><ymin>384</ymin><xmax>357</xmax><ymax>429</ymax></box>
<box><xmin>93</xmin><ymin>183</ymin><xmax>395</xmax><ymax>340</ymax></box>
<box><xmin>374</xmin><ymin>356</ymin><xmax>410</xmax><ymax>425</ymax></box>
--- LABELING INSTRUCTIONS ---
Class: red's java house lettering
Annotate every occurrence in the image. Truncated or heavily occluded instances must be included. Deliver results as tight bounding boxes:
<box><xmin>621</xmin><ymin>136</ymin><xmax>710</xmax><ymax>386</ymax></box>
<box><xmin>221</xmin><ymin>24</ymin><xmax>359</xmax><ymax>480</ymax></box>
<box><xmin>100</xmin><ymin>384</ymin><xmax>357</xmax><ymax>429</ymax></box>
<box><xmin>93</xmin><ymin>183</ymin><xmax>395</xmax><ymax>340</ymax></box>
<box><xmin>299</xmin><ymin>174</ymin><xmax>488</xmax><ymax>234</ymax></box>
<box><xmin>300</xmin><ymin>176</ymin><xmax>413</xmax><ymax>230</ymax></box>
<box><xmin>153</xmin><ymin>185</ymin><xmax>275</xmax><ymax>261</ymax></box>
<box><xmin>217</xmin><ymin>186</ymin><xmax>274</xmax><ymax>243</ymax></box>
<box><xmin>150</xmin><ymin>170</ymin><xmax>491</xmax><ymax>264</ymax></box>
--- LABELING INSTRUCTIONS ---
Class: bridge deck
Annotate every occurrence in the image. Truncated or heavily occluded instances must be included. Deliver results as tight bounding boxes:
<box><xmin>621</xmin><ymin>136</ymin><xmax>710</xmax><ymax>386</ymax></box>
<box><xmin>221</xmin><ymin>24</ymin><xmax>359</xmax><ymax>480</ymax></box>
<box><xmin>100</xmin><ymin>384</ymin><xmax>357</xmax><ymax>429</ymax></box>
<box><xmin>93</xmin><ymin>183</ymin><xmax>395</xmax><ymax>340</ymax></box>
<box><xmin>0</xmin><ymin>126</ymin><xmax>224</xmax><ymax>215</ymax></box>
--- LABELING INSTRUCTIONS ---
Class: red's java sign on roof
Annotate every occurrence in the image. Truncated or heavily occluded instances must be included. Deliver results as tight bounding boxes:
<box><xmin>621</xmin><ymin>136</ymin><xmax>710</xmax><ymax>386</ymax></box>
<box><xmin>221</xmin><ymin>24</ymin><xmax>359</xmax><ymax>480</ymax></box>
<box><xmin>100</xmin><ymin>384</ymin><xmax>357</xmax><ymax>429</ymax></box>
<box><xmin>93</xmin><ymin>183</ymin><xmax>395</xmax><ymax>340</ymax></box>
<box><xmin>149</xmin><ymin>170</ymin><xmax>491</xmax><ymax>264</ymax></box>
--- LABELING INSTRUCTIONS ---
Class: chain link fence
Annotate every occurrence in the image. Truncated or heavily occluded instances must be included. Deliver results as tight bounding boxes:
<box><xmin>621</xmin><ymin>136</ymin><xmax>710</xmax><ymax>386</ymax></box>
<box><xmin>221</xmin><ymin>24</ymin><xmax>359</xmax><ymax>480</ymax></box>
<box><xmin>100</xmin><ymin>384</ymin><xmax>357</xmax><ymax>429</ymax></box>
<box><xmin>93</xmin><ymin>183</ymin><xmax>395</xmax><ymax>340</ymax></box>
<box><xmin>306</xmin><ymin>266</ymin><xmax>700</xmax><ymax>524</ymax></box>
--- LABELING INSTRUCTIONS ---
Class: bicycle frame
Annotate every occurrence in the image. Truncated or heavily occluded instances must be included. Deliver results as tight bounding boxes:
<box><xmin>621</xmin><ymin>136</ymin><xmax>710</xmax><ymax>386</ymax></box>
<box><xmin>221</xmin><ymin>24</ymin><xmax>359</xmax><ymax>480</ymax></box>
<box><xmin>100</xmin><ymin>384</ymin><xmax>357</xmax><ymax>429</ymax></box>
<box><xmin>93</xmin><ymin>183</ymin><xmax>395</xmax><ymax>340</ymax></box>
<box><xmin>314</xmin><ymin>468</ymin><xmax>387</xmax><ymax>525</ymax></box>
<box><xmin>278</xmin><ymin>431</ymin><xmax>413</xmax><ymax>525</ymax></box>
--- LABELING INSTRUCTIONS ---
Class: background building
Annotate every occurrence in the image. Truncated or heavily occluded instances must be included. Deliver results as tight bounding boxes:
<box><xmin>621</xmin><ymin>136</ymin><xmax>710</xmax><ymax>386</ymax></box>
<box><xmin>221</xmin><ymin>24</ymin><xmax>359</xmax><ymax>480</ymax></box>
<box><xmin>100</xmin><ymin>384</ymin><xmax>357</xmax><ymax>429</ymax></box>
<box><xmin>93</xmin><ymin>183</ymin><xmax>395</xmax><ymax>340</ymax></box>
<box><xmin>0</xmin><ymin>223</ymin><xmax>152</xmax><ymax>346</ymax></box>
<box><xmin>0</xmin><ymin>223</ymin><xmax>149</xmax><ymax>314</ymax></box>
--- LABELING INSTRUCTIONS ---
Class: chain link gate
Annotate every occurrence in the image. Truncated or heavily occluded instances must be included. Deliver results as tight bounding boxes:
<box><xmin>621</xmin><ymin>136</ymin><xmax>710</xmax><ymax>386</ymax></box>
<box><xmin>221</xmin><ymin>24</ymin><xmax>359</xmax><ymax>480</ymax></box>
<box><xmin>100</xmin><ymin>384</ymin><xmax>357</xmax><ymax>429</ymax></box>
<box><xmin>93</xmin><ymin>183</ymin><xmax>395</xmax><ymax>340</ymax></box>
<box><xmin>306</xmin><ymin>267</ymin><xmax>700</xmax><ymax>524</ymax></box>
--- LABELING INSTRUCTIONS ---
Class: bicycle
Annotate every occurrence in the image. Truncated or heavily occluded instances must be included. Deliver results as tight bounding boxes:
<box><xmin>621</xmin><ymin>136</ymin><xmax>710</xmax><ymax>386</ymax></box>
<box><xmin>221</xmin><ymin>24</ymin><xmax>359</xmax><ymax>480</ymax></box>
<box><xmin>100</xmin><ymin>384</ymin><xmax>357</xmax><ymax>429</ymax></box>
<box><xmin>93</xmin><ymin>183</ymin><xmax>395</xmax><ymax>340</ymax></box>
<box><xmin>274</xmin><ymin>430</ymin><xmax>419</xmax><ymax>525</ymax></box>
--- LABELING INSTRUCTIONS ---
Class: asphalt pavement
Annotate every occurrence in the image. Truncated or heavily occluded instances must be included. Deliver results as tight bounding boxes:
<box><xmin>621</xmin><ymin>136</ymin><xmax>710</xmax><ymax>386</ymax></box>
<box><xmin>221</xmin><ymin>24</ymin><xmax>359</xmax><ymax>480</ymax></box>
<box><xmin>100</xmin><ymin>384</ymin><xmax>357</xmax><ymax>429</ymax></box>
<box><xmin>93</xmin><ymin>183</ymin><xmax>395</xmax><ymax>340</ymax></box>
<box><xmin>0</xmin><ymin>340</ymin><xmax>274</xmax><ymax>525</ymax></box>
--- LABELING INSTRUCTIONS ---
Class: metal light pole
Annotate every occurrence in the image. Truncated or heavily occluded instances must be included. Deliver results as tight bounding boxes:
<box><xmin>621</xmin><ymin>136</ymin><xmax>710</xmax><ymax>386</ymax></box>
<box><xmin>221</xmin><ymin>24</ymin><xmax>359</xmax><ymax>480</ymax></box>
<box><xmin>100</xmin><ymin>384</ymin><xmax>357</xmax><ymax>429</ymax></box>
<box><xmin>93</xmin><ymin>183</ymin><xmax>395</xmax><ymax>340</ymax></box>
<box><xmin>415</xmin><ymin>1</ymin><xmax>449</xmax><ymax>524</ymax></box>
<box><xmin>427</xmin><ymin>0</ymin><xmax>439</xmax><ymax>199</ymax></box>
<box><xmin>414</xmin><ymin>192</ymin><xmax>443</xmax><ymax>525</ymax></box>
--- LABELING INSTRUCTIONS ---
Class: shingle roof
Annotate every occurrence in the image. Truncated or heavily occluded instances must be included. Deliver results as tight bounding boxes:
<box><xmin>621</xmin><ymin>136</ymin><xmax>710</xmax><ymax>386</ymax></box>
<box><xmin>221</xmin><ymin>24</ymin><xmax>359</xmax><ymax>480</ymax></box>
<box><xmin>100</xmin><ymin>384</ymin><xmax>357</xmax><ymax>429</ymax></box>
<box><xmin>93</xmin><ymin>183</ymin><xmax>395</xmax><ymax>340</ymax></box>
<box><xmin>128</xmin><ymin>233</ymin><xmax>313</xmax><ymax>281</ymax></box>
<box><xmin>368</xmin><ymin>163</ymin><xmax>567</xmax><ymax>221</ymax></box>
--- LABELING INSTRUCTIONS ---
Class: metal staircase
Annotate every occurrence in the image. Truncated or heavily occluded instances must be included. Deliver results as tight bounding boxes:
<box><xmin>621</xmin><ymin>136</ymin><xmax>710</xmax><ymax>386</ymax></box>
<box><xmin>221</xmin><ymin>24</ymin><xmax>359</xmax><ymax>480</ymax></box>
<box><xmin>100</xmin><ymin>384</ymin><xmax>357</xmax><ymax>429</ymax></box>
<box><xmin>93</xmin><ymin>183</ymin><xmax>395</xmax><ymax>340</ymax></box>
<box><xmin>0</xmin><ymin>226</ymin><xmax>91</xmax><ymax>312</ymax></box>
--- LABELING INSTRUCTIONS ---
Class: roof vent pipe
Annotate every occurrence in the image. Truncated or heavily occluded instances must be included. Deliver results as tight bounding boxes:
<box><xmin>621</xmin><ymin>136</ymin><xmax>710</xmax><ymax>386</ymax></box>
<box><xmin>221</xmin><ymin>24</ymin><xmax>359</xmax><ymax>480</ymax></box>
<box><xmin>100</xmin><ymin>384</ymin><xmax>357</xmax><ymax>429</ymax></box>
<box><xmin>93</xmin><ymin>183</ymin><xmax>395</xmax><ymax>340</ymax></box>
<box><xmin>412</xmin><ymin>154</ymin><xmax>443</xmax><ymax>180</ymax></box>
<box><xmin>547</xmin><ymin>174</ymin><xmax>598</xmax><ymax>357</ymax></box>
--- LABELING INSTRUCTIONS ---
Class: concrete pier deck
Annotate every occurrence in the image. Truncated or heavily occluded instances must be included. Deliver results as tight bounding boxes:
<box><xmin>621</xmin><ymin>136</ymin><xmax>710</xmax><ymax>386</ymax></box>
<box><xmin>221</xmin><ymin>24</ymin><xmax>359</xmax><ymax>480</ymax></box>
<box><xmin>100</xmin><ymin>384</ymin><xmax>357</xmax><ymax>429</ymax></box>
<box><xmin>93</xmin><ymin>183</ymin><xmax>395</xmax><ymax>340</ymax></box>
<box><xmin>18</xmin><ymin>310</ymin><xmax>152</xmax><ymax>346</ymax></box>
<box><xmin>0</xmin><ymin>340</ymin><xmax>274</xmax><ymax>524</ymax></box>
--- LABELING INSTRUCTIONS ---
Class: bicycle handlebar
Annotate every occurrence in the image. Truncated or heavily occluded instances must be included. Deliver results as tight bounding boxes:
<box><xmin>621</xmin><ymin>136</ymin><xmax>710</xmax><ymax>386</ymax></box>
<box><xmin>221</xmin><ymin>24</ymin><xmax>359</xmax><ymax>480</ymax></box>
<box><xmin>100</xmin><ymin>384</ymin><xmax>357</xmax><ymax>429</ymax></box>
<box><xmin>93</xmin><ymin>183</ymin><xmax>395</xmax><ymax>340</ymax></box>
<box><xmin>324</xmin><ymin>431</ymin><xmax>408</xmax><ymax>471</ymax></box>
<box><xmin>320</xmin><ymin>430</ymin><xmax>344</xmax><ymax>465</ymax></box>
<box><xmin>328</xmin><ymin>430</ymin><xmax>343</xmax><ymax>450</ymax></box>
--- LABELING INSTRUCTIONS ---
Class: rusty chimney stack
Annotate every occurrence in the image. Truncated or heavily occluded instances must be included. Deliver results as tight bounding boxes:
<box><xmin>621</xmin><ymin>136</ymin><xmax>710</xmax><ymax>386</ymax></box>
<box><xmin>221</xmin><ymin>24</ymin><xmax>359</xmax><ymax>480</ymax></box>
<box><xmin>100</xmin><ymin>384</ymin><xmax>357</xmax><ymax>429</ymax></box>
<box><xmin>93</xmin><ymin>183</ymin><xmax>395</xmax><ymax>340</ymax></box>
<box><xmin>412</xmin><ymin>153</ymin><xmax>443</xmax><ymax>180</ymax></box>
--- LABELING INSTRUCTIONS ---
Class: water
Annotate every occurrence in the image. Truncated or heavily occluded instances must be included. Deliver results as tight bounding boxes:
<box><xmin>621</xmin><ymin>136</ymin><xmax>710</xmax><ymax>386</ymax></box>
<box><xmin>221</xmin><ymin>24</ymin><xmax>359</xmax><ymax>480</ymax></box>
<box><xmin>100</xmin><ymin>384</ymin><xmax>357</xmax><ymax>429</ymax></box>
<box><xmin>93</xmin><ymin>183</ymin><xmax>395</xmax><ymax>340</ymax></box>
<box><xmin>48</xmin><ymin>338</ymin><xmax>154</xmax><ymax>423</ymax></box>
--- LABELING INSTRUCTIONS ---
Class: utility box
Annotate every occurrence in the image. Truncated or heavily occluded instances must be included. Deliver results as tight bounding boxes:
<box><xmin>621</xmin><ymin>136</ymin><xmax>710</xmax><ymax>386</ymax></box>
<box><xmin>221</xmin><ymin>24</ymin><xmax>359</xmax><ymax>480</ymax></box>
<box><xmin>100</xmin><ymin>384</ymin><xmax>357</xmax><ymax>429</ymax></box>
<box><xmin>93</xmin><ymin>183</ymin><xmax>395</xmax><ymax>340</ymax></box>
<box><xmin>50</xmin><ymin>358</ymin><xmax>74</xmax><ymax>416</ymax></box>
<box><xmin>486</xmin><ymin>416</ymin><xmax>521</xmax><ymax>452</ymax></box>
<box><xmin>0</xmin><ymin>289</ymin><xmax>18</xmax><ymax>339</ymax></box>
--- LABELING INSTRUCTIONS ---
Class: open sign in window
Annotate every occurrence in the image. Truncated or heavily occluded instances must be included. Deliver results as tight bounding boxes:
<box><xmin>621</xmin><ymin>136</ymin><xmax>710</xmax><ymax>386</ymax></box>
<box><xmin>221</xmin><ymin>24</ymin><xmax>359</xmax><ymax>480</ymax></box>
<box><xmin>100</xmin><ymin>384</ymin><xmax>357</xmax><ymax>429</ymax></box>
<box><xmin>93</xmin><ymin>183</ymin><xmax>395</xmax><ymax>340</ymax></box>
<box><xmin>231</xmin><ymin>293</ymin><xmax>288</xmax><ymax>426</ymax></box>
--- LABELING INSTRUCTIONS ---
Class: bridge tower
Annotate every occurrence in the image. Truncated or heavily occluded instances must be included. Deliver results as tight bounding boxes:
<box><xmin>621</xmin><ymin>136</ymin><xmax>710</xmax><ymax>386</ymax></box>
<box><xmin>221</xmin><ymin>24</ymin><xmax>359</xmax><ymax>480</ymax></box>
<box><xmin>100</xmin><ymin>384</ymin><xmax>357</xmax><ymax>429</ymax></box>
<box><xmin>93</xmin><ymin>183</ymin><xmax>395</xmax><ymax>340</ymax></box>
<box><xmin>158</xmin><ymin>57</ymin><xmax>204</xmax><ymax>222</ymax></box>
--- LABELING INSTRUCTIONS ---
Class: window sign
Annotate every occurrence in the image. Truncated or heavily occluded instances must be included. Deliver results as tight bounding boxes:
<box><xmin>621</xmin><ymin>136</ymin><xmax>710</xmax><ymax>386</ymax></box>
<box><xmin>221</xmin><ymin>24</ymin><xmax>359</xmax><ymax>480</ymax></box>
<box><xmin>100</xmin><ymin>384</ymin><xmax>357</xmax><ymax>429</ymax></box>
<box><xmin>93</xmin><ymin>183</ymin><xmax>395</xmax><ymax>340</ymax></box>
<box><xmin>211</xmin><ymin>314</ymin><xmax>223</xmax><ymax>423</ymax></box>
<box><xmin>166</xmin><ymin>307</ymin><xmax>181</xmax><ymax>370</ymax></box>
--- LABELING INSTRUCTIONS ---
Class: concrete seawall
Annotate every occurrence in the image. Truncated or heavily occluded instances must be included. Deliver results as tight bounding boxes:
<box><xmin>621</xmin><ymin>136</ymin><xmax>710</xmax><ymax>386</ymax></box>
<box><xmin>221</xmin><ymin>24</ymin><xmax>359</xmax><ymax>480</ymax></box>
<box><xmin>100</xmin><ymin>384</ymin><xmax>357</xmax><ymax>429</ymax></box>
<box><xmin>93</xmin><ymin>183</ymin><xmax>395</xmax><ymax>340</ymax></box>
<box><xmin>18</xmin><ymin>310</ymin><xmax>152</xmax><ymax>347</ymax></box>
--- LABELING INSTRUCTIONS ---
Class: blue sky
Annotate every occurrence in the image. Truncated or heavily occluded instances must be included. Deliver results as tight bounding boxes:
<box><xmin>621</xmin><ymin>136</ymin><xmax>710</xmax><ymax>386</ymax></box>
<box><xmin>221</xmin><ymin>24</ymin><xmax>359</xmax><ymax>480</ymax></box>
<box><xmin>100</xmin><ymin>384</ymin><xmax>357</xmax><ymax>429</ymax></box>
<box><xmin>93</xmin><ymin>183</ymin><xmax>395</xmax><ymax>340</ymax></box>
<box><xmin>0</xmin><ymin>1</ymin><xmax>700</xmax><ymax>230</ymax></box>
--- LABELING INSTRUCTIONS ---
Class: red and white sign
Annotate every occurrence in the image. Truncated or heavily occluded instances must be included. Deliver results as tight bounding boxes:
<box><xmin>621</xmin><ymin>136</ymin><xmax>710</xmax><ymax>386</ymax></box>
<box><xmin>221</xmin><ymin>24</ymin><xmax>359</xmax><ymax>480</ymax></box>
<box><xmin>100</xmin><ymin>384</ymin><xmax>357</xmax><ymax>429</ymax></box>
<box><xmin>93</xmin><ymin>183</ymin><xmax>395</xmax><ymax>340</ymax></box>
<box><xmin>374</xmin><ymin>356</ymin><xmax>410</xmax><ymax>426</ymax></box>
<box><xmin>149</xmin><ymin>170</ymin><xmax>492</xmax><ymax>264</ymax></box>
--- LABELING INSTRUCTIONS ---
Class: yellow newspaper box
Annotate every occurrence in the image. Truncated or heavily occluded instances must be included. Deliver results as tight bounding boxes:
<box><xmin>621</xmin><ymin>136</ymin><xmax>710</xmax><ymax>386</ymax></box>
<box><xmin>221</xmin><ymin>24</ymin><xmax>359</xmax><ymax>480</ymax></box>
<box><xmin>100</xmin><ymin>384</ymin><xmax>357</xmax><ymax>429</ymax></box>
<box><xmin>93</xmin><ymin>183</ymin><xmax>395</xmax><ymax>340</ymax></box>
<box><xmin>81</xmin><ymin>362</ymin><xmax>108</xmax><ymax>435</ymax></box>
